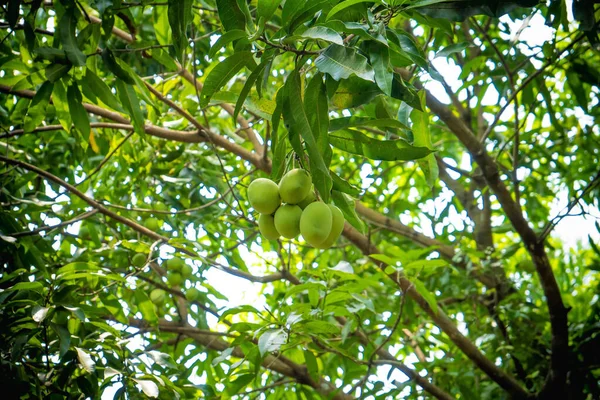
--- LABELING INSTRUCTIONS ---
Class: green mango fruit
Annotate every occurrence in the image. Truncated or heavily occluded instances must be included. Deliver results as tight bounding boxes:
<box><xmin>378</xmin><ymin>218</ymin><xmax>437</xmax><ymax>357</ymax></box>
<box><xmin>279</xmin><ymin>169</ymin><xmax>312</xmax><ymax>204</ymax></box>
<box><xmin>145</xmin><ymin>217</ymin><xmax>160</xmax><ymax>231</ymax></box>
<box><xmin>300</xmin><ymin>202</ymin><xmax>332</xmax><ymax>247</ymax></box>
<box><xmin>186</xmin><ymin>287</ymin><xmax>201</xmax><ymax>302</ymax></box>
<box><xmin>274</xmin><ymin>205</ymin><xmax>302</xmax><ymax>239</ymax></box>
<box><xmin>297</xmin><ymin>190</ymin><xmax>316</xmax><ymax>209</ymax></box>
<box><xmin>181</xmin><ymin>263</ymin><xmax>193</xmax><ymax>278</ymax></box>
<box><xmin>248</xmin><ymin>178</ymin><xmax>281</xmax><ymax>214</ymax></box>
<box><xmin>167</xmin><ymin>271</ymin><xmax>183</xmax><ymax>287</ymax></box>
<box><xmin>166</xmin><ymin>257</ymin><xmax>185</xmax><ymax>271</ymax></box>
<box><xmin>150</xmin><ymin>289</ymin><xmax>166</xmax><ymax>304</ymax></box>
<box><xmin>131</xmin><ymin>253</ymin><xmax>147</xmax><ymax>267</ymax></box>
<box><xmin>259</xmin><ymin>214</ymin><xmax>280</xmax><ymax>240</ymax></box>
<box><xmin>315</xmin><ymin>205</ymin><xmax>345</xmax><ymax>249</ymax></box>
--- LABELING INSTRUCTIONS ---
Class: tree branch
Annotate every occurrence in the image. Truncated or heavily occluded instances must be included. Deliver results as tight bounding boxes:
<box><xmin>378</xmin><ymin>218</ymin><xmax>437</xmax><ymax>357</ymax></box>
<box><xmin>396</xmin><ymin>66</ymin><xmax>568</xmax><ymax>397</ymax></box>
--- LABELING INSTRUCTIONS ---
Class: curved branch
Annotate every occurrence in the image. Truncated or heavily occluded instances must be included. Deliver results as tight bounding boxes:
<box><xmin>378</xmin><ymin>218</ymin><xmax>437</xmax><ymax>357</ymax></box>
<box><xmin>0</xmin><ymin>155</ymin><xmax>169</xmax><ymax>242</ymax></box>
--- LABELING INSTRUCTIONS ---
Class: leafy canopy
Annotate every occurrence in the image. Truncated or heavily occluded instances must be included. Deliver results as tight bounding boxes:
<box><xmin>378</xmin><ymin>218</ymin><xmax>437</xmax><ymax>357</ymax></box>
<box><xmin>1</xmin><ymin>0</ymin><xmax>600</xmax><ymax>399</ymax></box>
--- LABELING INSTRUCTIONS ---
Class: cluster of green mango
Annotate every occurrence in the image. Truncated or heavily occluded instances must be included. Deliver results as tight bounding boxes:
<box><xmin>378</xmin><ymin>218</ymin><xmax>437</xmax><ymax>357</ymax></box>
<box><xmin>247</xmin><ymin>169</ymin><xmax>345</xmax><ymax>249</ymax></box>
<box><xmin>149</xmin><ymin>257</ymin><xmax>201</xmax><ymax>305</ymax></box>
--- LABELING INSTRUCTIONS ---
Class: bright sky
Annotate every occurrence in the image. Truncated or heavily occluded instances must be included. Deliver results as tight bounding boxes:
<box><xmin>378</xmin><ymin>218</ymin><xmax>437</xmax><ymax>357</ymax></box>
<box><xmin>28</xmin><ymin>4</ymin><xmax>591</xmax><ymax>398</ymax></box>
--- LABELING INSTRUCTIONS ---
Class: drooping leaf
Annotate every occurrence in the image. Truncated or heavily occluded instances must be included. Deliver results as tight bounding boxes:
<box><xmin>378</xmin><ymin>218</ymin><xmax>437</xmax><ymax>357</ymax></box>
<box><xmin>435</xmin><ymin>42</ymin><xmax>471</xmax><ymax>59</ymax></box>
<box><xmin>84</xmin><ymin>69</ymin><xmax>123</xmax><ymax>112</ymax></box>
<box><xmin>315</xmin><ymin>44</ymin><xmax>375</xmax><ymax>82</ymax></box>
<box><xmin>134</xmin><ymin>379</ymin><xmax>159</xmax><ymax>398</ymax></box>
<box><xmin>24</xmin><ymin>81</ymin><xmax>53</xmax><ymax>133</ymax></box>
<box><xmin>45</xmin><ymin>63</ymin><xmax>72</xmax><ymax>83</ymax></box>
<box><xmin>331</xmin><ymin>171</ymin><xmax>361</xmax><ymax>197</ymax></box>
<box><xmin>116</xmin><ymin>80</ymin><xmax>145</xmax><ymax>135</ymax></box>
<box><xmin>102</xmin><ymin>48</ymin><xmax>135</xmax><ymax>85</ymax></box>
<box><xmin>329</xmin><ymin>116</ymin><xmax>409</xmax><ymax>132</ymax></box>
<box><xmin>67</xmin><ymin>83</ymin><xmax>91</xmax><ymax>138</ymax></box>
<box><xmin>329</xmin><ymin>129</ymin><xmax>432</xmax><ymax>161</ymax></box>
<box><xmin>208</xmin><ymin>30</ymin><xmax>248</xmax><ymax>59</ymax></box>
<box><xmin>332</xmin><ymin>190</ymin><xmax>365</xmax><ymax>233</ymax></box>
<box><xmin>412</xmin><ymin>278</ymin><xmax>438</xmax><ymax>314</ymax></box>
<box><xmin>168</xmin><ymin>0</ymin><xmax>193</xmax><ymax>61</ymax></box>
<box><xmin>283</xmin><ymin>70</ymin><xmax>333</xmax><ymax>203</ymax></box>
<box><xmin>75</xmin><ymin>347</ymin><xmax>95</xmax><ymax>373</ymax></box>
<box><xmin>58</xmin><ymin>7</ymin><xmax>87</xmax><ymax>67</ymax></box>
<box><xmin>199</xmin><ymin>52</ymin><xmax>257</xmax><ymax>107</ymax></box>
<box><xmin>410</xmin><ymin>94</ymin><xmax>438</xmax><ymax>186</ymax></box>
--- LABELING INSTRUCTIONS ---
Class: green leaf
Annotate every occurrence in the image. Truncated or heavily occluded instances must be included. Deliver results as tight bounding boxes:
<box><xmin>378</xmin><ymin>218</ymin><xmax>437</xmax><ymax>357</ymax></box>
<box><xmin>84</xmin><ymin>69</ymin><xmax>123</xmax><ymax>112</ymax></box>
<box><xmin>67</xmin><ymin>83</ymin><xmax>90</xmax><ymax>138</ymax></box>
<box><xmin>332</xmin><ymin>190</ymin><xmax>365</xmax><ymax>233</ymax></box>
<box><xmin>299</xmin><ymin>320</ymin><xmax>340</xmax><ymax>334</ymax></box>
<box><xmin>295</xmin><ymin>26</ymin><xmax>344</xmax><ymax>45</ymax></box>
<box><xmin>368</xmin><ymin>41</ymin><xmax>392</xmax><ymax>96</ymax></box>
<box><xmin>412</xmin><ymin>278</ymin><xmax>438</xmax><ymax>314</ymax></box>
<box><xmin>168</xmin><ymin>0</ymin><xmax>193</xmax><ymax>62</ymax></box>
<box><xmin>257</xmin><ymin>328</ymin><xmax>287</xmax><ymax>355</ymax></box>
<box><xmin>316</xmin><ymin>44</ymin><xmax>375</xmax><ymax>82</ymax></box>
<box><xmin>219</xmin><ymin>305</ymin><xmax>261</xmax><ymax>321</ymax></box>
<box><xmin>150</xmin><ymin>48</ymin><xmax>178</xmax><ymax>71</ymax></box>
<box><xmin>102</xmin><ymin>49</ymin><xmax>135</xmax><ymax>85</ymax></box>
<box><xmin>24</xmin><ymin>81</ymin><xmax>53</xmax><ymax>133</ymax></box>
<box><xmin>116</xmin><ymin>80</ymin><xmax>145</xmax><ymax>135</ymax></box>
<box><xmin>233</xmin><ymin>57</ymin><xmax>268</xmax><ymax>121</ymax></box>
<box><xmin>329</xmin><ymin>129</ymin><xmax>432</xmax><ymax>161</ymax></box>
<box><xmin>304</xmin><ymin>350</ymin><xmax>319</xmax><ymax>382</ymax></box>
<box><xmin>391</xmin><ymin>73</ymin><xmax>422</xmax><ymax>111</ymax></box>
<box><xmin>7</xmin><ymin>0</ymin><xmax>20</xmax><ymax>29</ymax></box>
<box><xmin>331</xmin><ymin>171</ymin><xmax>361</xmax><ymax>197</ymax></box>
<box><xmin>59</xmin><ymin>7</ymin><xmax>87</xmax><ymax>67</ymax></box>
<box><xmin>404</xmin><ymin>259</ymin><xmax>447</xmax><ymax>273</ymax></box>
<box><xmin>284</xmin><ymin>71</ymin><xmax>333</xmax><ymax>203</ymax></box>
<box><xmin>326</xmin><ymin>0</ymin><xmax>379</xmax><ymax>20</ymax></box>
<box><xmin>435</xmin><ymin>42</ymin><xmax>471</xmax><ymax>59</ymax></box>
<box><xmin>410</xmin><ymin>95</ymin><xmax>438</xmax><ymax>187</ymax></box>
<box><xmin>199</xmin><ymin>52</ymin><xmax>256</xmax><ymax>107</ymax></box>
<box><xmin>257</xmin><ymin>0</ymin><xmax>282</xmax><ymax>21</ymax></box>
<box><xmin>329</xmin><ymin>116</ymin><xmax>408</xmax><ymax>132</ymax></box>
<box><xmin>209</xmin><ymin>30</ymin><xmax>248</xmax><ymax>59</ymax></box>
<box><xmin>45</xmin><ymin>63</ymin><xmax>72</xmax><ymax>83</ymax></box>
<box><xmin>216</xmin><ymin>0</ymin><xmax>246</xmax><ymax>32</ymax></box>
<box><xmin>134</xmin><ymin>290</ymin><xmax>158</xmax><ymax>324</ymax></box>
<box><xmin>330</xmin><ymin>77</ymin><xmax>381</xmax><ymax>109</ymax></box>
<box><xmin>6</xmin><ymin>281</ymin><xmax>44</xmax><ymax>293</ymax></box>
<box><xmin>52</xmin><ymin>80</ymin><xmax>72</xmax><ymax>132</ymax></box>
<box><xmin>370</xmin><ymin>254</ymin><xmax>400</xmax><ymax>266</ymax></box>
<box><xmin>304</xmin><ymin>74</ymin><xmax>331</xmax><ymax>167</ymax></box>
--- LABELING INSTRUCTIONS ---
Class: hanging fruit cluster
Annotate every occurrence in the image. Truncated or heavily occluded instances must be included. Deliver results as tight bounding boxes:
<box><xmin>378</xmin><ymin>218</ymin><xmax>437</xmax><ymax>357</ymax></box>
<box><xmin>247</xmin><ymin>169</ymin><xmax>345</xmax><ymax>249</ymax></box>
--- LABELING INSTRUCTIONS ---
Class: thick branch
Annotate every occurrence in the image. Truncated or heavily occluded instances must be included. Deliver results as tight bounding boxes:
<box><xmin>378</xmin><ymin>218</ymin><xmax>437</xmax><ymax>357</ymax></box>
<box><xmin>0</xmin><ymin>155</ymin><xmax>169</xmax><ymax>242</ymax></box>
<box><xmin>397</xmin><ymin>69</ymin><xmax>568</xmax><ymax>397</ymax></box>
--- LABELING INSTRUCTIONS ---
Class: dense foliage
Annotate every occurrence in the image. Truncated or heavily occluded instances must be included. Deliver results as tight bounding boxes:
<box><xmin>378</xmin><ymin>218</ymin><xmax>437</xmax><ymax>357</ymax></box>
<box><xmin>1</xmin><ymin>0</ymin><xmax>600</xmax><ymax>399</ymax></box>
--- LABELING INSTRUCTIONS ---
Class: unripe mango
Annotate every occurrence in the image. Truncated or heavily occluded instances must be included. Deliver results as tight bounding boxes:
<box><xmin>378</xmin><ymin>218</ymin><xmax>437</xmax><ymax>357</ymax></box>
<box><xmin>300</xmin><ymin>202</ymin><xmax>332</xmax><ymax>247</ymax></box>
<box><xmin>248</xmin><ymin>178</ymin><xmax>281</xmax><ymax>214</ymax></box>
<box><xmin>315</xmin><ymin>205</ymin><xmax>345</xmax><ymax>249</ymax></box>
<box><xmin>167</xmin><ymin>271</ymin><xmax>183</xmax><ymax>286</ymax></box>
<box><xmin>181</xmin><ymin>263</ymin><xmax>193</xmax><ymax>278</ymax></box>
<box><xmin>279</xmin><ymin>169</ymin><xmax>312</xmax><ymax>204</ymax></box>
<box><xmin>186</xmin><ymin>287</ymin><xmax>201</xmax><ymax>302</ymax></box>
<box><xmin>298</xmin><ymin>191</ymin><xmax>316</xmax><ymax>209</ymax></box>
<box><xmin>150</xmin><ymin>289</ymin><xmax>166</xmax><ymax>305</ymax></box>
<box><xmin>274</xmin><ymin>205</ymin><xmax>302</xmax><ymax>239</ymax></box>
<box><xmin>259</xmin><ymin>214</ymin><xmax>280</xmax><ymax>240</ymax></box>
<box><xmin>166</xmin><ymin>257</ymin><xmax>185</xmax><ymax>272</ymax></box>
<box><xmin>131</xmin><ymin>253</ymin><xmax>146</xmax><ymax>267</ymax></box>
<box><xmin>145</xmin><ymin>217</ymin><xmax>160</xmax><ymax>231</ymax></box>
